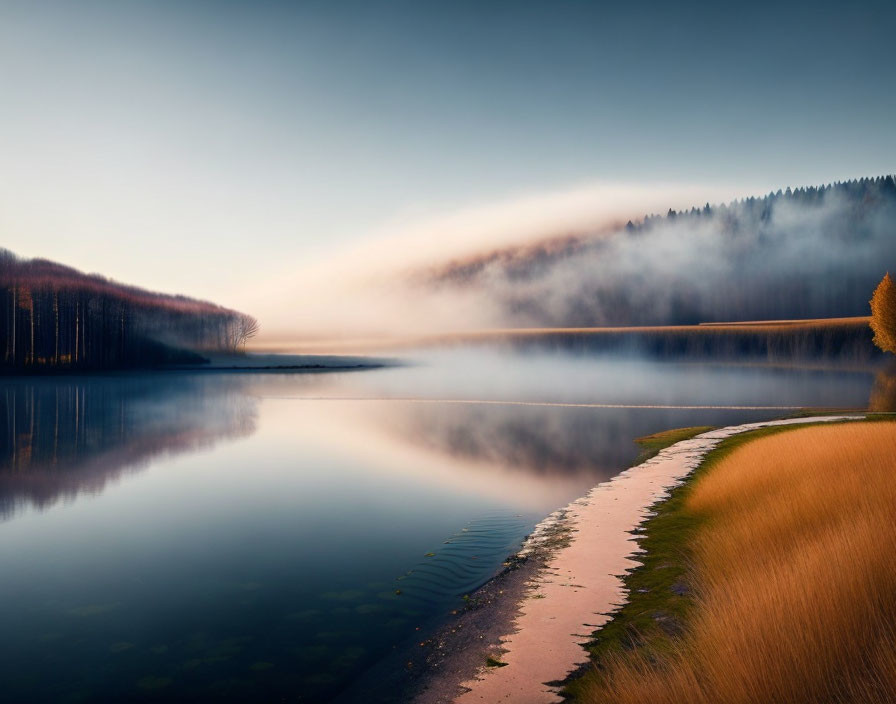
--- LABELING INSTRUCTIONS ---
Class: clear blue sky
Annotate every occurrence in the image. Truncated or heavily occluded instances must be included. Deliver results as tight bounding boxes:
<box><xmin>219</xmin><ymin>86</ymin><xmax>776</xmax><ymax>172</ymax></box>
<box><xmin>1</xmin><ymin>0</ymin><xmax>894</xmax><ymax>318</ymax></box>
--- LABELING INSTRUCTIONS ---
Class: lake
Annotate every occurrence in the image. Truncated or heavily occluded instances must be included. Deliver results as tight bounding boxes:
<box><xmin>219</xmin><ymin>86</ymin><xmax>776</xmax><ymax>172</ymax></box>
<box><xmin>0</xmin><ymin>348</ymin><xmax>875</xmax><ymax>702</ymax></box>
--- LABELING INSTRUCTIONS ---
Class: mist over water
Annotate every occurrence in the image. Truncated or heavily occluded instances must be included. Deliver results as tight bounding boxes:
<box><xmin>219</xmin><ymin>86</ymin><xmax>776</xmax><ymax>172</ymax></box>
<box><xmin>327</xmin><ymin>346</ymin><xmax>873</xmax><ymax>409</ymax></box>
<box><xmin>0</xmin><ymin>348</ymin><xmax>876</xmax><ymax>702</ymax></box>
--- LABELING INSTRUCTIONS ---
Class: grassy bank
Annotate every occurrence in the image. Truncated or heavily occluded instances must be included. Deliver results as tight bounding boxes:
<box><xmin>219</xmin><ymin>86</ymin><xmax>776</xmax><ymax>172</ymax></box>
<box><xmin>567</xmin><ymin>417</ymin><xmax>896</xmax><ymax>704</ymax></box>
<box><xmin>630</xmin><ymin>426</ymin><xmax>714</xmax><ymax>465</ymax></box>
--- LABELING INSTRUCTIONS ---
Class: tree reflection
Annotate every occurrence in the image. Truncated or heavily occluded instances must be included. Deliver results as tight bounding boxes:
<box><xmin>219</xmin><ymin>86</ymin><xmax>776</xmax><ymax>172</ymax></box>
<box><xmin>869</xmin><ymin>364</ymin><xmax>896</xmax><ymax>412</ymax></box>
<box><xmin>373</xmin><ymin>402</ymin><xmax>729</xmax><ymax>483</ymax></box>
<box><xmin>0</xmin><ymin>375</ymin><xmax>257</xmax><ymax>520</ymax></box>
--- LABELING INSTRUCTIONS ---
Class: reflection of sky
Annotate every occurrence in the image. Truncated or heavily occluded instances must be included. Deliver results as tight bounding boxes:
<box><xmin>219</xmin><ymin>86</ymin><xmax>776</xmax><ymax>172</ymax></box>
<box><xmin>2</xmin><ymin>0</ymin><xmax>894</xmax><ymax>328</ymax></box>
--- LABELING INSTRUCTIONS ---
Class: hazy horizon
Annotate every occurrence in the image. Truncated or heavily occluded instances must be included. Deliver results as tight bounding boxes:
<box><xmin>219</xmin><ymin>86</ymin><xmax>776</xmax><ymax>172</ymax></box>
<box><xmin>2</xmin><ymin>0</ymin><xmax>895</xmax><ymax>342</ymax></box>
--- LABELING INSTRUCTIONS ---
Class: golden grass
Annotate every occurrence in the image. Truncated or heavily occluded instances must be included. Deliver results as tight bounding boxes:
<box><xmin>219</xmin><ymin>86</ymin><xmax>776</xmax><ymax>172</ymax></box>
<box><xmin>583</xmin><ymin>422</ymin><xmax>896</xmax><ymax>704</ymax></box>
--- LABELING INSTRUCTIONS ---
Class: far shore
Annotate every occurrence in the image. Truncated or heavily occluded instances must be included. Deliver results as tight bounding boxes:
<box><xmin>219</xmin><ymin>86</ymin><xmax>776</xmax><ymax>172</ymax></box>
<box><xmin>413</xmin><ymin>414</ymin><xmax>869</xmax><ymax>704</ymax></box>
<box><xmin>0</xmin><ymin>353</ymin><xmax>399</xmax><ymax>376</ymax></box>
<box><xmin>249</xmin><ymin>317</ymin><xmax>881</xmax><ymax>369</ymax></box>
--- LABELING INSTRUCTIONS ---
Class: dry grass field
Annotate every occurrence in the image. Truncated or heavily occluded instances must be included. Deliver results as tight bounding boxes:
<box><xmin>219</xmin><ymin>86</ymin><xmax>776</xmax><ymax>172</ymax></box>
<box><xmin>581</xmin><ymin>421</ymin><xmax>896</xmax><ymax>704</ymax></box>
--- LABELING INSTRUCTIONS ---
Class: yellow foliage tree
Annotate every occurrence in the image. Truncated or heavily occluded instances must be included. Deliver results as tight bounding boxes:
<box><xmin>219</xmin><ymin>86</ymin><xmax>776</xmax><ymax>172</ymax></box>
<box><xmin>870</xmin><ymin>273</ymin><xmax>896</xmax><ymax>353</ymax></box>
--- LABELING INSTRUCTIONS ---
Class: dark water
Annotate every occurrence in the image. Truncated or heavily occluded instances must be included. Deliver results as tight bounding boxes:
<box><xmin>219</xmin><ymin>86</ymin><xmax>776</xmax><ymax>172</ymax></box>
<box><xmin>0</xmin><ymin>350</ymin><xmax>876</xmax><ymax>702</ymax></box>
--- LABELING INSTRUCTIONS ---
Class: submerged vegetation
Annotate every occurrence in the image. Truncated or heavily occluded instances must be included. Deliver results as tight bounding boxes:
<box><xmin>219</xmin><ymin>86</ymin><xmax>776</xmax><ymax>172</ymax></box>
<box><xmin>0</xmin><ymin>249</ymin><xmax>258</xmax><ymax>371</ymax></box>
<box><xmin>570</xmin><ymin>420</ymin><xmax>896</xmax><ymax>704</ymax></box>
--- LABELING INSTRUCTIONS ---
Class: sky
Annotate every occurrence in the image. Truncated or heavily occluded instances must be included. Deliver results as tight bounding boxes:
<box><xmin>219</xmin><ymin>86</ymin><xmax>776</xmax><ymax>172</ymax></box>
<box><xmin>1</xmin><ymin>0</ymin><xmax>895</xmax><ymax>338</ymax></box>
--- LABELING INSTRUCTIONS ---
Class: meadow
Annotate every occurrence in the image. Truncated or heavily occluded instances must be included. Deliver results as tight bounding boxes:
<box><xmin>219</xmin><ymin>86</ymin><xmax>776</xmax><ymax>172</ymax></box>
<box><xmin>574</xmin><ymin>420</ymin><xmax>896</xmax><ymax>704</ymax></box>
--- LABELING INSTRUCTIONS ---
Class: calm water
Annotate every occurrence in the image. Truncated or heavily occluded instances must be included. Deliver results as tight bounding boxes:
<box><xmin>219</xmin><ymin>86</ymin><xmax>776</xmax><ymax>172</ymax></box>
<box><xmin>0</xmin><ymin>349</ymin><xmax>875</xmax><ymax>702</ymax></box>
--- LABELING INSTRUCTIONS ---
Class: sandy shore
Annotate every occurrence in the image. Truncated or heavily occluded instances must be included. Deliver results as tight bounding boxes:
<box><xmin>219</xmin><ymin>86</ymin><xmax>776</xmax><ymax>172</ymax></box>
<box><xmin>416</xmin><ymin>414</ymin><xmax>861</xmax><ymax>704</ymax></box>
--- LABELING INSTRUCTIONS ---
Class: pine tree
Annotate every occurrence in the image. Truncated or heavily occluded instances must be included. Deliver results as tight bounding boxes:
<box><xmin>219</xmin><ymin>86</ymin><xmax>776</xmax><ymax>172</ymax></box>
<box><xmin>870</xmin><ymin>273</ymin><xmax>896</xmax><ymax>353</ymax></box>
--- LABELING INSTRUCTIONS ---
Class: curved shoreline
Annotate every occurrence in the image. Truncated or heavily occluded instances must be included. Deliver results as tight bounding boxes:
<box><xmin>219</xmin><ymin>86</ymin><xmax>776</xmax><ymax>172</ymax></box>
<box><xmin>414</xmin><ymin>414</ymin><xmax>862</xmax><ymax>704</ymax></box>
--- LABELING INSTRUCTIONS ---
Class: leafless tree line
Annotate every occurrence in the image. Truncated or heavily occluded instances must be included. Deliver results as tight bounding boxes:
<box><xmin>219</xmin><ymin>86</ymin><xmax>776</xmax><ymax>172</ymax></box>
<box><xmin>1</xmin><ymin>250</ymin><xmax>258</xmax><ymax>370</ymax></box>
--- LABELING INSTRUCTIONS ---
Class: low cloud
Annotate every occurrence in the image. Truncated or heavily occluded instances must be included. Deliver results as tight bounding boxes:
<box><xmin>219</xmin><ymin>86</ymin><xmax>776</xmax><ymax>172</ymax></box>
<box><xmin>250</xmin><ymin>180</ymin><xmax>746</xmax><ymax>341</ymax></box>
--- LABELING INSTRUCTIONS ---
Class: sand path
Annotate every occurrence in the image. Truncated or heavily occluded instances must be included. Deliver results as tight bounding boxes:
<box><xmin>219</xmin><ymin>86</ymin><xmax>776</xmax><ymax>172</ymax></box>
<box><xmin>454</xmin><ymin>415</ymin><xmax>860</xmax><ymax>704</ymax></box>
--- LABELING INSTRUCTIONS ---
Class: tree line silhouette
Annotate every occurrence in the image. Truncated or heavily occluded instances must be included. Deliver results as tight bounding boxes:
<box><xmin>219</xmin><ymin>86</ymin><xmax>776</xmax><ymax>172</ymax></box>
<box><xmin>1</xmin><ymin>250</ymin><xmax>258</xmax><ymax>370</ymax></box>
<box><xmin>627</xmin><ymin>174</ymin><xmax>896</xmax><ymax>231</ymax></box>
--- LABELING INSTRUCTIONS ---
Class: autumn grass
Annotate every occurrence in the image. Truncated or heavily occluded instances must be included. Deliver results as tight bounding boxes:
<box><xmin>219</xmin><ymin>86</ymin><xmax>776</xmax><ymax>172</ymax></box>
<box><xmin>570</xmin><ymin>419</ymin><xmax>896</xmax><ymax>704</ymax></box>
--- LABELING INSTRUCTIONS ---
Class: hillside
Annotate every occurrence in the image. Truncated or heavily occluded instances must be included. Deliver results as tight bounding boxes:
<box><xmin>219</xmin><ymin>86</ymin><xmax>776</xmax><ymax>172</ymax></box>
<box><xmin>0</xmin><ymin>250</ymin><xmax>258</xmax><ymax>370</ymax></box>
<box><xmin>414</xmin><ymin>176</ymin><xmax>896</xmax><ymax>327</ymax></box>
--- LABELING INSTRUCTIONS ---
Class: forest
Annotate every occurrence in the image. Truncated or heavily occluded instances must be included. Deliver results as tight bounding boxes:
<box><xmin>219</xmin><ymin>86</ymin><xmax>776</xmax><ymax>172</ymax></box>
<box><xmin>0</xmin><ymin>250</ymin><xmax>258</xmax><ymax>371</ymax></box>
<box><xmin>418</xmin><ymin>176</ymin><xmax>896</xmax><ymax>327</ymax></box>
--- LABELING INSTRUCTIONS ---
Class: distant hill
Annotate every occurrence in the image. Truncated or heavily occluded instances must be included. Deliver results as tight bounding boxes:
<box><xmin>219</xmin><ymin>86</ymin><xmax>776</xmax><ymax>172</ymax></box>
<box><xmin>0</xmin><ymin>250</ymin><xmax>258</xmax><ymax>371</ymax></box>
<box><xmin>415</xmin><ymin>176</ymin><xmax>896</xmax><ymax>327</ymax></box>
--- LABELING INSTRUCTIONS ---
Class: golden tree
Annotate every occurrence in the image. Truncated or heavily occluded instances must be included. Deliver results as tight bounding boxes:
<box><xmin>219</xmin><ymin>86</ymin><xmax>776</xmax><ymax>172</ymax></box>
<box><xmin>870</xmin><ymin>273</ymin><xmax>896</xmax><ymax>353</ymax></box>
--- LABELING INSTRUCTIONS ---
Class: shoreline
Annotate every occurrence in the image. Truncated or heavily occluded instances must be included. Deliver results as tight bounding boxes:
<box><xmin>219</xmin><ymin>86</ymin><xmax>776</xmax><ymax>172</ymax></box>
<box><xmin>413</xmin><ymin>414</ymin><xmax>863</xmax><ymax>704</ymax></box>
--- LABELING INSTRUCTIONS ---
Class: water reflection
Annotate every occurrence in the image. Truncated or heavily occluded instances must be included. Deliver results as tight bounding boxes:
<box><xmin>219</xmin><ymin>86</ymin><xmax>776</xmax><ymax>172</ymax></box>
<box><xmin>869</xmin><ymin>365</ymin><xmax>896</xmax><ymax>411</ymax></box>
<box><xmin>0</xmin><ymin>375</ymin><xmax>257</xmax><ymax>520</ymax></box>
<box><xmin>378</xmin><ymin>402</ymin><xmax>708</xmax><ymax>477</ymax></box>
<box><xmin>0</xmin><ymin>354</ymin><xmax>879</xmax><ymax>703</ymax></box>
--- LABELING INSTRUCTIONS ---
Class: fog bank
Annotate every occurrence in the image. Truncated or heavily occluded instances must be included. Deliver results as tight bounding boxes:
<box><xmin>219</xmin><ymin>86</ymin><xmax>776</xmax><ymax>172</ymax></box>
<box><xmin>256</xmin><ymin>177</ymin><xmax>895</xmax><ymax>342</ymax></box>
